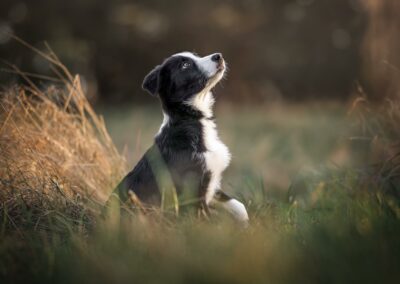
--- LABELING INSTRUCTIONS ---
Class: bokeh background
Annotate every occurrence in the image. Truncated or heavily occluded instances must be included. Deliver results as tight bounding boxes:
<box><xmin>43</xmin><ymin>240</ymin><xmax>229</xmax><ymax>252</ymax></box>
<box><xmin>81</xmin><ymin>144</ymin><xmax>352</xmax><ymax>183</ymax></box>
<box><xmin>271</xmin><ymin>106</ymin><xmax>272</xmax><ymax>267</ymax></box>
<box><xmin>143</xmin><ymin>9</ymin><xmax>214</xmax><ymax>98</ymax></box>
<box><xmin>0</xmin><ymin>0</ymin><xmax>399</xmax><ymax>104</ymax></box>
<box><xmin>0</xmin><ymin>0</ymin><xmax>399</xmax><ymax>195</ymax></box>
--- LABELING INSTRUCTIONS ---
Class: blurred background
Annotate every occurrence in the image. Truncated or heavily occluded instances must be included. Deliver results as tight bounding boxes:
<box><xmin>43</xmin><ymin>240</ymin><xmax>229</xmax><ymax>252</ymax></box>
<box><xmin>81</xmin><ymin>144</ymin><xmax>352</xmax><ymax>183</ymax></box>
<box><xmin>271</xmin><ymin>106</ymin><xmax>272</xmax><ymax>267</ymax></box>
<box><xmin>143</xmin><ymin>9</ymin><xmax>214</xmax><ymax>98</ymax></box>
<box><xmin>0</xmin><ymin>0</ymin><xmax>399</xmax><ymax>195</ymax></box>
<box><xmin>0</xmin><ymin>0</ymin><xmax>398</xmax><ymax>104</ymax></box>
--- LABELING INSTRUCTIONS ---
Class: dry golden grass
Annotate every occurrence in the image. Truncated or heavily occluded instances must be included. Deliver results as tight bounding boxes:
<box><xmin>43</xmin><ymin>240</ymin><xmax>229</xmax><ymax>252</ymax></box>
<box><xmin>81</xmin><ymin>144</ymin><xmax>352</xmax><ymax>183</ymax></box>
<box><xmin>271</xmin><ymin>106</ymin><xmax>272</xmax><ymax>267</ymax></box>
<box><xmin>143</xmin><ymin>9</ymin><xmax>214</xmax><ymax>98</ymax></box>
<box><xmin>0</xmin><ymin>73</ymin><xmax>126</xmax><ymax>226</ymax></box>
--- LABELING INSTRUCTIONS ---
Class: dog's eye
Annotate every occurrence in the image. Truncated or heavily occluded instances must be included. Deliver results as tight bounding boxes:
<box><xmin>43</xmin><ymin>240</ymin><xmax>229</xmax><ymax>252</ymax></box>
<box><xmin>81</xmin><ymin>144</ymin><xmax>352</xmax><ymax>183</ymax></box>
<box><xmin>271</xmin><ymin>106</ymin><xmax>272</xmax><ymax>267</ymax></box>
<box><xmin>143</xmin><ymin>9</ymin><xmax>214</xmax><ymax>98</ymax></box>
<box><xmin>181</xmin><ymin>62</ymin><xmax>191</xmax><ymax>70</ymax></box>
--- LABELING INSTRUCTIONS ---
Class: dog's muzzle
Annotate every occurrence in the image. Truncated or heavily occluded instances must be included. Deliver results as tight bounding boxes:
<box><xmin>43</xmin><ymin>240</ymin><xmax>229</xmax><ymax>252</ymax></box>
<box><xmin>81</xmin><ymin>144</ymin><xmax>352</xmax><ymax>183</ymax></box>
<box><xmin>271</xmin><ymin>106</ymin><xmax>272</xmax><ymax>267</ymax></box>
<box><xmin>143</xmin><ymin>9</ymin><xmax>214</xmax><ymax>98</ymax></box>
<box><xmin>211</xmin><ymin>53</ymin><xmax>225</xmax><ymax>72</ymax></box>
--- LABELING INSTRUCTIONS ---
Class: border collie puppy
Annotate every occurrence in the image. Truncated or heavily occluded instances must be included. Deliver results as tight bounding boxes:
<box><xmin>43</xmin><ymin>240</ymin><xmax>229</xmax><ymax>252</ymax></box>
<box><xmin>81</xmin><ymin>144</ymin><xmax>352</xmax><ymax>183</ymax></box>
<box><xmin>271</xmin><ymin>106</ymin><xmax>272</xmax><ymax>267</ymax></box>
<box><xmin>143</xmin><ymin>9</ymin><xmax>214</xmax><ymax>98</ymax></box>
<box><xmin>113</xmin><ymin>52</ymin><xmax>249</xmax><ymax>224</ymax></box>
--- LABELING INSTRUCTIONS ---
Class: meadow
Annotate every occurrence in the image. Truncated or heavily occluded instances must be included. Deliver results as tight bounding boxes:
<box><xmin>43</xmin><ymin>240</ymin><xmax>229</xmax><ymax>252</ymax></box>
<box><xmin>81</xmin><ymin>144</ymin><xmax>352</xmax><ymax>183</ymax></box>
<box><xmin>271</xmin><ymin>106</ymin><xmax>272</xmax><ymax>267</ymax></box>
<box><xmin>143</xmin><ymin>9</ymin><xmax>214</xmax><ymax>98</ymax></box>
<box><xmin>1</xmin><ymin>53</ymin><xmax>400</xmax><ymax>283</ymax></box>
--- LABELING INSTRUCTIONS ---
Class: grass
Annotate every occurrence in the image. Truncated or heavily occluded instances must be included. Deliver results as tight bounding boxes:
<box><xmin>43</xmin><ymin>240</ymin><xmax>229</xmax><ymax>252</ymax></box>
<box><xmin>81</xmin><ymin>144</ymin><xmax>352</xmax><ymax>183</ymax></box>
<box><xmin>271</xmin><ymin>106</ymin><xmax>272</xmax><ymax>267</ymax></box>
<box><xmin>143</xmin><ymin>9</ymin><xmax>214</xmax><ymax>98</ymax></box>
<box><xmin>1</xmin><ymin>46</ymin><xmax>400</xmax><ymax>283</ymax></box>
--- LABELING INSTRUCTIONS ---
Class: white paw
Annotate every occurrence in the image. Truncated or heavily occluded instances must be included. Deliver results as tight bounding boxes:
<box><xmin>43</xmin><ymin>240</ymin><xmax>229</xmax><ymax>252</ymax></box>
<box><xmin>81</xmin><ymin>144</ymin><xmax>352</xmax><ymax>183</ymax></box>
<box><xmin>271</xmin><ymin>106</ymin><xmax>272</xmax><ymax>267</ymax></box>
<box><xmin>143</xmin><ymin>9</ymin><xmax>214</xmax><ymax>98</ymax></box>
<box><xmin>222</xmin><ymin>199</ymin><xmax>249</xmax><ymax>225</ymax></box>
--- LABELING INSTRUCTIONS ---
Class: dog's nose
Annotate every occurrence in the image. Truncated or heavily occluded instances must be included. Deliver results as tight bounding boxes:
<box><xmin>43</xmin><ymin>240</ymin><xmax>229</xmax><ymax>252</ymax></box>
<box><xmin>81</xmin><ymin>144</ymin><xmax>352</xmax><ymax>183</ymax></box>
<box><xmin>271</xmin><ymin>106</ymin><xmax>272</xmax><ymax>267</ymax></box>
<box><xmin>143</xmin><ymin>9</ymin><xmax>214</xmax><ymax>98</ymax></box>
<box><xmin>211</xmin><ymin>53</ymin><xmax>222</xmax><ymax>62</ymax></box>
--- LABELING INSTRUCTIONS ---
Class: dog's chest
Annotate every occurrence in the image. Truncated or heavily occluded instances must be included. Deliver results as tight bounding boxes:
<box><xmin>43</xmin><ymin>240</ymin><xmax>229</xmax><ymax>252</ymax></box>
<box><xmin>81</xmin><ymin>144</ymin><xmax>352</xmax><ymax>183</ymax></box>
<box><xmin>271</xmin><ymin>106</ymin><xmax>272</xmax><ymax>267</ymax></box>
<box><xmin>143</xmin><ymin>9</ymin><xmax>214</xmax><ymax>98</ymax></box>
<box><xmin>200</xmin><ymin>119</ymin><xmax>231</xmax><ymax>175</ymax></box>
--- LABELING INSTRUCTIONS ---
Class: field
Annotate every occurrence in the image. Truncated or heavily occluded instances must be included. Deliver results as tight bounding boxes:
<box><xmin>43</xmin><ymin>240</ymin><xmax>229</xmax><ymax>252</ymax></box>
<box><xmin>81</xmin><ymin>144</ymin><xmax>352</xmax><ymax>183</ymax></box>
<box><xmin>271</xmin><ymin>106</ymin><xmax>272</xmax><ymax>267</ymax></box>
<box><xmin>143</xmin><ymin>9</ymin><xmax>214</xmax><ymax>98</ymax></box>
<box><xmin>1</xmin><ymin>75</ymin><xmax>400</xmax><ymax>284</ymax></box>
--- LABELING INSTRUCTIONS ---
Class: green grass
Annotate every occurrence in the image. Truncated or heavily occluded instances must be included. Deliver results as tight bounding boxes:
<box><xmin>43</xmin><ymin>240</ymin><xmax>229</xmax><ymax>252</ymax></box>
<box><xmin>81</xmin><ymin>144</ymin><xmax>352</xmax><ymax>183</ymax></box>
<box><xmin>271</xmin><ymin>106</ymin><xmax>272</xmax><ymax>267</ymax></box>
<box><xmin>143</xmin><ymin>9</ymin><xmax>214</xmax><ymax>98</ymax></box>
<box><xmin>101</xmin><ymin>103</ymin><xmax>350</xmax><ymax>198</ymax></box>
<box><xmin>2</xmin><ymin>103</ymin><xmax>400</xmax><ymax>284</ymax></box>
<box><xmin>1</xmin><ymin>184</ymin><xmax>399</xmax><ymax>284</ymax></box>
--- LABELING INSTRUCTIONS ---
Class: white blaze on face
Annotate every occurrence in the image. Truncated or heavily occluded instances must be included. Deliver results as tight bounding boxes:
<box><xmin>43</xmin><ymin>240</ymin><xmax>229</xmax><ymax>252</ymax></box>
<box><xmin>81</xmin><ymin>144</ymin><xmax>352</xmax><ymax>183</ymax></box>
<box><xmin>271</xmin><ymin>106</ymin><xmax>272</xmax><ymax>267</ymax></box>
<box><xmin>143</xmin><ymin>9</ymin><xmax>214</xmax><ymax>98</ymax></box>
<box><xmin>173</xmin><ymin>52</ymin><xmax>223</xmax><ymax>78</ymax></box>
<box><xmin>175</xmin><ymin>52</ymin><xmax>226</xmax><ymax>118</ymax></box>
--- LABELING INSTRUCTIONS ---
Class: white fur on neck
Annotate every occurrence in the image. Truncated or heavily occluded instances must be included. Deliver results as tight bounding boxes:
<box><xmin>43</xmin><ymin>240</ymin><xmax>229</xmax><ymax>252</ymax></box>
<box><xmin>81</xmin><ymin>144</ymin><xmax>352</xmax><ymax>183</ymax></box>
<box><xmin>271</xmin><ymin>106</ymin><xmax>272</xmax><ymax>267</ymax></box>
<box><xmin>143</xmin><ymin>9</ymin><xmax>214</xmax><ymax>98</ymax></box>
<box><xmin>186</xmin><ymin>91</ymin><xmax>215</xmax><ymax>118</ymax></box>
<box><xmin>156</xmin><ymin>112</ymin><xmax>170</xmax><ymax>137</ymax></box>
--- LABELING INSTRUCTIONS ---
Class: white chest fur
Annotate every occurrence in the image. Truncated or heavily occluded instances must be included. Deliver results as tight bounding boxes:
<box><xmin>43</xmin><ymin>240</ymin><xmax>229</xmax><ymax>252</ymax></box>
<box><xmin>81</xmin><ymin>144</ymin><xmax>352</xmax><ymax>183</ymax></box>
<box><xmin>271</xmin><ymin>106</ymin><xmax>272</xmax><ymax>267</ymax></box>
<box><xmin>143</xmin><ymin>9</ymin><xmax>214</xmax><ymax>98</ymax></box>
<box><xmin>201</xmin><ymin>118</ymin><xmax>231</xmax><ymax>203</ymax></box>
<box><xmin>185</xmin><ymin>90</ymin><xmax>231</xmax><ymax>203</ymax></box>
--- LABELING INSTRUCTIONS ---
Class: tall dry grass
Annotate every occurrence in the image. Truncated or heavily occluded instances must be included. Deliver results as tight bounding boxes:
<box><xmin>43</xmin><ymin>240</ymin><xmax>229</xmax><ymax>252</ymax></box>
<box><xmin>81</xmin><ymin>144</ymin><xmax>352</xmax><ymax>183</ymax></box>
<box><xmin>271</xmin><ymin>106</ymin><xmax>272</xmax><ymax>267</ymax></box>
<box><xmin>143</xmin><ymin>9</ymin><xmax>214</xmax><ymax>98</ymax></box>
<box><xmin>0</xmin><ymin>45</ymin><xmax>126</xmax><ymax>229</ymax></box>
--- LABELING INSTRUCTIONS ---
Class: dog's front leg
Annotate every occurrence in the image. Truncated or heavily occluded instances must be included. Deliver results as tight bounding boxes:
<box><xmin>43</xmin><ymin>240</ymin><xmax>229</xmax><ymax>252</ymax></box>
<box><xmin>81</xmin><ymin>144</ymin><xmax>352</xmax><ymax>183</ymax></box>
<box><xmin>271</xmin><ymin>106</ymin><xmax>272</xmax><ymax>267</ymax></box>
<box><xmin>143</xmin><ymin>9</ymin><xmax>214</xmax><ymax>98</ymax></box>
<box><xmin>197</xmin><ymin>171</ymin><xmax>212</xmax><ymax>218</ymax></box>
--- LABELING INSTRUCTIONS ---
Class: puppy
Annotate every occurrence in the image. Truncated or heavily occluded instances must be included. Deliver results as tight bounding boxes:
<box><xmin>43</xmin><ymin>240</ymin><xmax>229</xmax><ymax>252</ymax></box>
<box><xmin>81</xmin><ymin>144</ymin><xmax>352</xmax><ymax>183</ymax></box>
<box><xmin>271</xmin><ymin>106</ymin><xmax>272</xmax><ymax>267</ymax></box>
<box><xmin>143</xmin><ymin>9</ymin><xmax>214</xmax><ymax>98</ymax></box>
<box><xmin>112</xmin><ymin>52</ymin><xmax>248</xmax><ymax>223</ymax></box>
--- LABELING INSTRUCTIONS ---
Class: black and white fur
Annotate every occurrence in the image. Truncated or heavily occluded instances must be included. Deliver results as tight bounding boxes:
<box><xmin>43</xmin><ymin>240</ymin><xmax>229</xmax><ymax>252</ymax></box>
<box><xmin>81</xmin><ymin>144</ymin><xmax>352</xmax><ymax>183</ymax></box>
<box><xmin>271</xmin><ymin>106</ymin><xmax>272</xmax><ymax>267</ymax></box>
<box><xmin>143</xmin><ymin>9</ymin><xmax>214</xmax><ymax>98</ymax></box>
<box><xmin>113</xmin><ymin>51</ymin><xmax>248</xmax><ymax>223</ymax></box>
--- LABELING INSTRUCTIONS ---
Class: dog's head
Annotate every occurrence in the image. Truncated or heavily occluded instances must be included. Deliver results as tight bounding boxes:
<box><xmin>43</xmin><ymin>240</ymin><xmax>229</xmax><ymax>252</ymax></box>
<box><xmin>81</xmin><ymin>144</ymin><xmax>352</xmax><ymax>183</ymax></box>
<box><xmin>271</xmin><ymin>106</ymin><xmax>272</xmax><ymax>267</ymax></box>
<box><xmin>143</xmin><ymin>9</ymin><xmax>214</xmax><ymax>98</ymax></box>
<box><xmin>142</xmin><ymin>52</ymin><xmax>226</xmax><ymax>117</ymax></box>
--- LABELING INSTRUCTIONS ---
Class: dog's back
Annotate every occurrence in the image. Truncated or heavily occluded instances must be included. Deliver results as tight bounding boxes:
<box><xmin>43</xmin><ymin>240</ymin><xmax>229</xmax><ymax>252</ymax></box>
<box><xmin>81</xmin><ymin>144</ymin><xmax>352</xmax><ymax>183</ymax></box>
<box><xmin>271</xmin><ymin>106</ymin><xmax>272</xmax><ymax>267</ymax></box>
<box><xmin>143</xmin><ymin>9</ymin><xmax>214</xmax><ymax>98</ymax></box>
<box><xmin>116</xmin><ymin>117</ymin><xmax>205</xmax><ymax>206</ymax></box>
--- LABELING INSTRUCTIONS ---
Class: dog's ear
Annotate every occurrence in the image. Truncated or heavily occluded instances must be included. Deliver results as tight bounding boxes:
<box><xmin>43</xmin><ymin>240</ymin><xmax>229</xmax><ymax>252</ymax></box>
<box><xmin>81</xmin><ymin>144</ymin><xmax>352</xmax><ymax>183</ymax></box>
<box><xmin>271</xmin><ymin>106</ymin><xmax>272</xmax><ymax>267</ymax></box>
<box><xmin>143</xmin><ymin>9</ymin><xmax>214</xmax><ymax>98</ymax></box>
<box><xmin>142</xmin><ymin>65</ymin><xmax>161</xmax><ymax>96</ymax></box>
